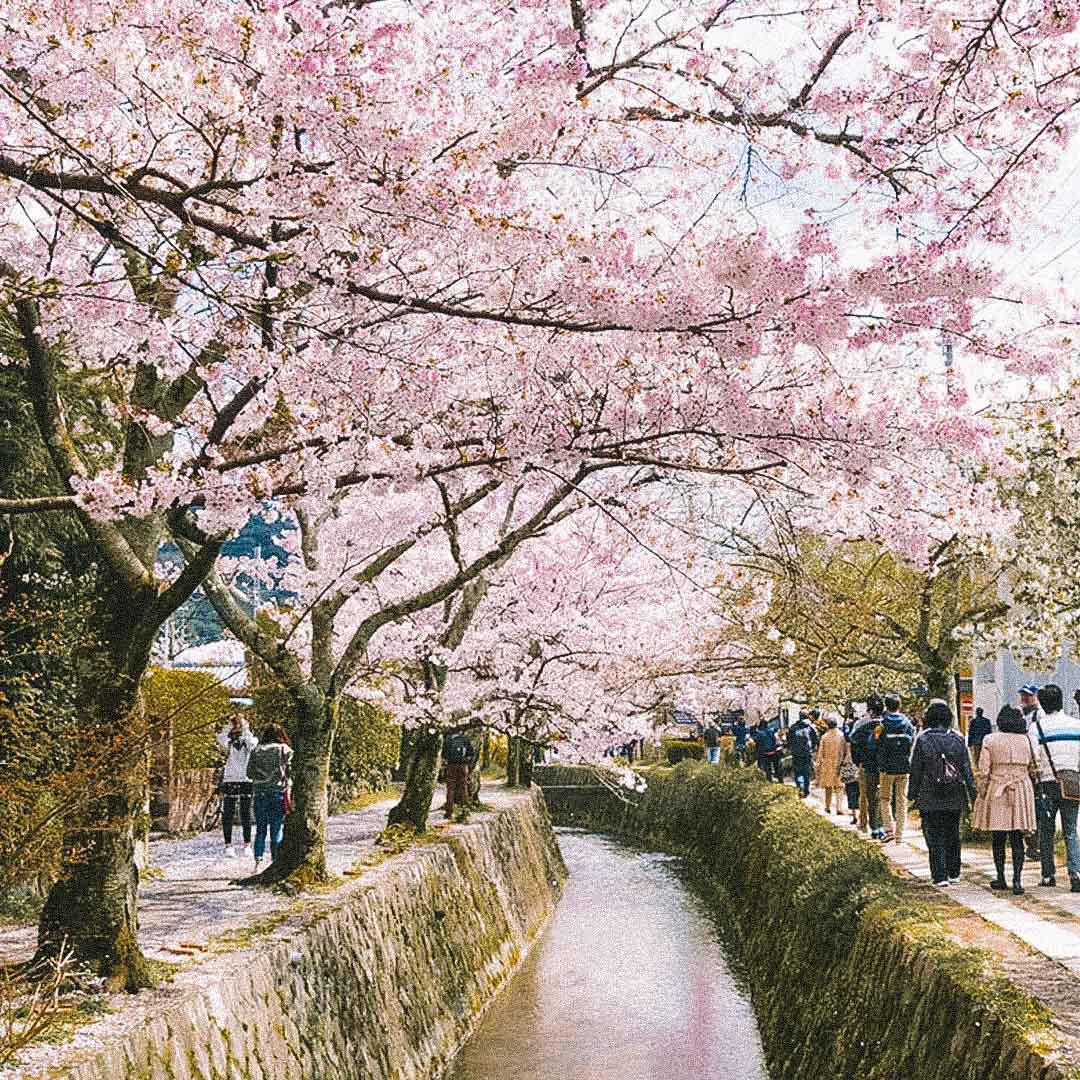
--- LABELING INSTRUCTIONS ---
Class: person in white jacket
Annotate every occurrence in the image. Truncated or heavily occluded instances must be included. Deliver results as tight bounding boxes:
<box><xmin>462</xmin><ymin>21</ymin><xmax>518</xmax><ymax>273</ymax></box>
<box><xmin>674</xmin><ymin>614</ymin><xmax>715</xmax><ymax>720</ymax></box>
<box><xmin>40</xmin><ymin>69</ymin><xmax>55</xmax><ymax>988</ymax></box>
<box><xmin>1029</xmin><ymin>684</ymin><xmax>1080</xmax><ymax>890</ymax></box>
<box><xmin>217</xmin><ymin>713</ymin><xmax>258</xmax><ymax>858</ymax></box>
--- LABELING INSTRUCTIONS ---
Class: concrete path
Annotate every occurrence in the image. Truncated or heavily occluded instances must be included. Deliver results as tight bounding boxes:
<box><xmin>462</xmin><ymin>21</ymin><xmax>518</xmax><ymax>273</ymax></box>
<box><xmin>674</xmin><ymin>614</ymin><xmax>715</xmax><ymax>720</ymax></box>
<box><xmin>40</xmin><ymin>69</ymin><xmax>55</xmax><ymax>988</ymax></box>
<box><xmin>0</xmin><ymin>783</ymin><xmax>504</xmax><ymax>965</ymax></box>
<box><xmin>806</xmin><ymin>789</ymin><xmax>1080</xmax><ymax>976</ymax></box>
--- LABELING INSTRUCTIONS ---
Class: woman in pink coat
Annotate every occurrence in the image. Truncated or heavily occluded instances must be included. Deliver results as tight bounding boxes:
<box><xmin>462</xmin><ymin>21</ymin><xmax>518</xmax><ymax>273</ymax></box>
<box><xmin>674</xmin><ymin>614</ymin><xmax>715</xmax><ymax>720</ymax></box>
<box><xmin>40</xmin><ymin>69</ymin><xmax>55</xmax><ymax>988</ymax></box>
<box><xmin>972</xmin><ymin>705</ymin><xmax>1037</xmax><ymax>894</ymax></box>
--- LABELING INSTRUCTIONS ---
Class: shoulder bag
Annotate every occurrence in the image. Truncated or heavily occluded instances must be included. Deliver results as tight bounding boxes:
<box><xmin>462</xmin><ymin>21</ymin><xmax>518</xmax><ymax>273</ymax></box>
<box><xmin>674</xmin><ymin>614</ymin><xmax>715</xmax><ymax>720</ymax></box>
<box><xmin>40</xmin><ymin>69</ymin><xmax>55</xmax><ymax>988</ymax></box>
<box><xmin>839</xmin><ymin>742</ymin><xmax>859</xmax><ymax>784</ymax></box>
<box><xmin>1033</xmin><ymin>715</ymin><xmax>1080</xmax><ymax>801</ymax></box>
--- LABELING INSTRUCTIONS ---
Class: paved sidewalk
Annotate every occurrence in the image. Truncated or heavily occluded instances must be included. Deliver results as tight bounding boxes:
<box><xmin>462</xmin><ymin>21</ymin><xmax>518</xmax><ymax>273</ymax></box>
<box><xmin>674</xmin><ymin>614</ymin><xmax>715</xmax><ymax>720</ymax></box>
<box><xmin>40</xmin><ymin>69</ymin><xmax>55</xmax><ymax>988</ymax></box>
<box><xmin>806</xmin><ymin>789</ymin><xmax>1080</xmax><ymax>976</ymax></box>
<box><xmin>0</xmin><ymin>783</ymin><xmax>500</xmax><ymax>965</ymax></box>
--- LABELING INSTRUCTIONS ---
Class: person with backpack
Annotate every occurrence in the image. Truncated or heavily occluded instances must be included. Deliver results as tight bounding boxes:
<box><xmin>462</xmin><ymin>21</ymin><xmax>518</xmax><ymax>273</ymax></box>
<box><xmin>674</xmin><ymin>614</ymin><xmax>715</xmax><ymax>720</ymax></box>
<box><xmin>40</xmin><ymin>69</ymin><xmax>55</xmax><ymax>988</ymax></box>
<box><xmin>246</xmin><ymin>723</ymin><xmax>293</xmax><ymax>872</ymax></box>
<box><xmin>703</xmin><ymin>722</ymin><xmax>722</xmax><ymax>765</ymax></box>
<box><xmin>849</xmin><ymin>695</ymin><xmax>885</xmax><ymax>840</ymax></box>
<box><xmin>973</xmin><ymin>705</ymin><xmax>1037</xmax><ymax>894</ymax></box>
<box><xmin>753</xmin><ymin>720</ymin><xmax>783</xmax><ymax>782</ymax></box>
<box><xmin>442</xmin><ymin>729</ymin><xmax>475</xmax><ymax>819</ymax></box>
<box><xmin>788</xmin><ymin>712</ymin><xmax>818</xmax><ymax>798</ymax></box>
<box><xmin>908</xmin><ymin>699</ymin><xmax>977</xmax><ymax>886</ymax></box>
<box><xmin>1028</xmin><ymin>683</ymin><xmax>1080</xmax><ymax>890</ymax></box>
<box><xmin>875</xmin><ymin>692</ymin><xmax>916</xmax><ymax>843</ymax></box>
<box><xmin>733</xmin><ymin>718</ymin><xmax>748</xmax><ymax>755</ymax></box>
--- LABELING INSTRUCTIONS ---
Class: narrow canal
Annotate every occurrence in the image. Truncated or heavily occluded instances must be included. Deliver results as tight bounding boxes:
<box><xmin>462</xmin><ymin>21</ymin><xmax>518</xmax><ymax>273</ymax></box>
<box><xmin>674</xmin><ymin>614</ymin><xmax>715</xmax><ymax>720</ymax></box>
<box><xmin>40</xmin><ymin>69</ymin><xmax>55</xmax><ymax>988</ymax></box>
<box><xmin>447</xmin><ymin>829</ymin><xmax>768</xmax><ymax>1080</ymax></box>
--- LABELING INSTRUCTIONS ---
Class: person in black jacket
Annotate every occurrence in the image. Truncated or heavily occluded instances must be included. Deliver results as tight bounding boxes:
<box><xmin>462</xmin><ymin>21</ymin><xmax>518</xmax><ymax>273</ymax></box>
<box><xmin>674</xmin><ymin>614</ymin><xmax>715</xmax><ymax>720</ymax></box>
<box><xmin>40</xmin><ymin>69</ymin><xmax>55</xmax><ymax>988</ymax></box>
<box><xmin>849</xmin><ymin>696</ymin><xmax>885</xmax><ymax>839</ymax></box>
<box><xmin>788</xmin><ymin>713</ymin><xmax>819</xmax><ymax>797</ymax></box>
<box><xmin>909</xmin><ymin>699</ymin><xmax>977</xmax><ymax>887</ymax></box>
<box><xmin>967</xmin><ymin>707</ymin><xmax>992</xmax><ymax>767</ymax></box>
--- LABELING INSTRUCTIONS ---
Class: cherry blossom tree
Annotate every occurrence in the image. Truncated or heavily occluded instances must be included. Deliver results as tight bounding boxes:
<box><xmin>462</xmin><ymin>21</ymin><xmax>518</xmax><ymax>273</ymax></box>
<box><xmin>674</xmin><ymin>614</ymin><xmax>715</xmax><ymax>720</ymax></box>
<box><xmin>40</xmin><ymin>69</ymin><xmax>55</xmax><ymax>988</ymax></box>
<box><xmin>1</xmin><ymin>0</ymin><xmax>1077</xmax><ymax>984</ymax></box>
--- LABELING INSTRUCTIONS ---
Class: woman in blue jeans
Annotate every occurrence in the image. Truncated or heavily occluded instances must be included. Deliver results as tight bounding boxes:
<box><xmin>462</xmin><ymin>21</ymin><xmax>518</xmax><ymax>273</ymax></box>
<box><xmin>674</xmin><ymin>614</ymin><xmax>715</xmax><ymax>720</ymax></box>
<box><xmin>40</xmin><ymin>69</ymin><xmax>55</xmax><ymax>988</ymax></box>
<box><xmin>246</xmin><ymin>723</ymin><xmax>294</xmax><ymax>873</ymax></box>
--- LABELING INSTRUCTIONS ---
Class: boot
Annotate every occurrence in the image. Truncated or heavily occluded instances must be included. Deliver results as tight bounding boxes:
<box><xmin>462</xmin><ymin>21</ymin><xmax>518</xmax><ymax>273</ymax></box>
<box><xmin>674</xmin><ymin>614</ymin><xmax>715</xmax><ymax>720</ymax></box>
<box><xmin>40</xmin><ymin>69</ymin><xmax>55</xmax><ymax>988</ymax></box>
<box><xmin>1012</xmin><ymin>847</ymin><xmax>1025</xmax><ymax>895</ymax></box>
<box><xmin>991</xmin><ymin>841</ymin><xmax>1007</xmax><ymax>891</ymax></box>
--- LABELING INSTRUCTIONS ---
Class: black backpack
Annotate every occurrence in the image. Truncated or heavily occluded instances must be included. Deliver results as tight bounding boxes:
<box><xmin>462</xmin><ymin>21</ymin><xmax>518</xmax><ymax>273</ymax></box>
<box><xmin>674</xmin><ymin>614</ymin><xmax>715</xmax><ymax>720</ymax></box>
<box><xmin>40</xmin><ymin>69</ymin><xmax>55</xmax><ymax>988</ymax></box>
<box><xmin>925</xmin><ymin>734</ymin><xmax>961</xmax><ymax>786</ymax></box>
<box><xmin>444</xmin><ymin>733</ymin><xmax>471</xmax><ymax>765</ymax></box>
<box><xmin>792</xmin><ymin>725</ymin><xmax>815</xmax><ymax>755</ymax></box>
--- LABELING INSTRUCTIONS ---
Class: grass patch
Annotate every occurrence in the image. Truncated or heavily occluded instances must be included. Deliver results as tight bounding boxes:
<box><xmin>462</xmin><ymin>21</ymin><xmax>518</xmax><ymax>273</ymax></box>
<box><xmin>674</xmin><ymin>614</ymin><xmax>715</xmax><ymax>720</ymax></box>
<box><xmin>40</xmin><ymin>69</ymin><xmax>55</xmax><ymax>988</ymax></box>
<box><xmin>339</xmin><ymin>787</ymin><xmax>399</xmax><ymax>813</ymax></box>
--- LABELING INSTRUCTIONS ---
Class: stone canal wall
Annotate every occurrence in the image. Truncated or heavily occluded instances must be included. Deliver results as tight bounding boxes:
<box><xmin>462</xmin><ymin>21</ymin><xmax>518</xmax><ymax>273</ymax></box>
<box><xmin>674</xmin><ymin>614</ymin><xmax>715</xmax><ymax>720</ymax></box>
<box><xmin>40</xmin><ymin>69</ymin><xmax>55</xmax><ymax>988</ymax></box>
<box><xmin>537</xmin><ymin>763</ymin><xmax>1080</xmax><ymax>1080</ymax></box>
<box><xmin>50</xmin><ymin>791</ymin><xmax>566</xmax><ymax>1080</ymax></box>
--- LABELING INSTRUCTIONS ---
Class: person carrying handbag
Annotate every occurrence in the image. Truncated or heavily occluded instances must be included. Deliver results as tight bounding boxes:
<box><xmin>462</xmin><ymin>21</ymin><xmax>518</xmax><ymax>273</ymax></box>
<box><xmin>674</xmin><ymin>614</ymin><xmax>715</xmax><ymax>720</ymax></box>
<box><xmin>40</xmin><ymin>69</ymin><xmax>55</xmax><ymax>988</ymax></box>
<box><xmin>1028</xmin><ymin>684</ymin><xmax>1080</xmax><ymax>890</ymax></box>
<box><xmin>246</xmin><ymin>723</ymin><xmax>294</xmax><ymax>873</ymax></box>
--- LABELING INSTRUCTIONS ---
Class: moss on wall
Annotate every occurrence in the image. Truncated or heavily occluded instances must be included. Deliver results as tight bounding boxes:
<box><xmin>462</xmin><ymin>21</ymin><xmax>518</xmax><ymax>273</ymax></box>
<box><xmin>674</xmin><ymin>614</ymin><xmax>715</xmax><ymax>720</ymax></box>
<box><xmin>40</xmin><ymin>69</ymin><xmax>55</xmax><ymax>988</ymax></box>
<box><xmin>537</xmin><ymin>762</ymin><xmax>1079</xmax><ymax>1080</ymax></box>
<box><xmin>38</xmin><ymin>791</ymin><xmax>565</xmax><ymax>1080</ymax></box>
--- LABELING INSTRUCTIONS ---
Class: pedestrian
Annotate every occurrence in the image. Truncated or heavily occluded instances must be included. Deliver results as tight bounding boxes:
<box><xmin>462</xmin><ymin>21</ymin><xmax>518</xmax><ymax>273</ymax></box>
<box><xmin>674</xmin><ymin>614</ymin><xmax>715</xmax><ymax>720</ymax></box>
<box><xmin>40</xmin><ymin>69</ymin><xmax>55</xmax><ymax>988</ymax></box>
<box><xmin>788</xmin><ymin>712</ymin><xmax>818</xmax><ymax>798</ymax></box>
<box><xmin>703</xmin><ymin>721</ymin><xmax>722</xmax><ymax>765</ymax></box>
<box><xmin>1029</xmin><ymin>683</ymin><xmax>1080</xmax><ymax>890</ymax></box>
<box><xmin>753</xmin><ymin>720</ymin><xmax>783</xmax><ymax>782</ymax></box>
<box><xmin>908</xmin><ymin>699</ymin><xmax>977</xmax><ymax>887</ymax></box>
<box><xmin>442</xmin><ymin>729</ymin><xmax>475</xmax><ymax>819</ymax></box>
<box><xmin>967</xmin><ymin>706</ymin><xmax>992</xmax><ymax>768</ymax></box>
<box><xmin>874</xmin><ymin>692</ymin><xmax>916</xmax><ymax>843</ymax></box>
<box><xmin>850</xmin><ymin>695</ymin><xmax>885</xmax><ymax>840</ymax></box>
<box><xmin>973</xmin><ymin>705</ymin><xmax>1037</xmax><ymax>894</ymax></box>
<box><xmin>246</xmin><ymin>723</ymin><xmax>293</xmax><ymax>872</ymax></box>
<box><xmin>816</xmin><ymin>717</ymin><xmax>846</xmax><ymax>814</ymax></box>
<box><xmin>217</xmin><ymin>712</ymin><xmax>258</xmax><ymax>859</ymax></box>
<box><xmin>1019</xmin><ymin>684</ymin><xmax>1044</xmax><ymax>863</ymax></box>
<box><xmin>734</xmin><ymin>717</ymin><xmax>748</xmax><ymax>754</ymax></box>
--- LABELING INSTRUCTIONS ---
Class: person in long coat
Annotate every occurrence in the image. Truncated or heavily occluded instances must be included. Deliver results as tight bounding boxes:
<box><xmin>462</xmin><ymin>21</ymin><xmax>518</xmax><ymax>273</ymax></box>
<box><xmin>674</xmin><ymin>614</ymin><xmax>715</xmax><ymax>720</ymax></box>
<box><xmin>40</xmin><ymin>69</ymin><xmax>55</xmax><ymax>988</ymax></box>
<box><xmin>972</xmin><ymin>705</ymin><xmax>1038</xmax><ymax>894</ymax></box>
<box><xmin>816</xmin><ymin>717</ymin><xmax>846</xmax><ymax>814</ymax></box>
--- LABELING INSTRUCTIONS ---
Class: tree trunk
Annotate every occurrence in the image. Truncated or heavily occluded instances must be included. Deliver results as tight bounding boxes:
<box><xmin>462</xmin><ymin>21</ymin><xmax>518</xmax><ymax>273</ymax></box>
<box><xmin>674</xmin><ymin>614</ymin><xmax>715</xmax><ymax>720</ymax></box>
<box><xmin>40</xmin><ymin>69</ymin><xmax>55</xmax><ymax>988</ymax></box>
<box><xmin>519</xmin><ymin>742</ymin><xmax>535</xmax><ymax>789</ymax></box>
<box><xmin>260</xmin><ymin>686</ymin><xmax>334</xmax><ymax>885</ymax></box>
<box><xmin>37</xmin><ymin>606</ymin><xmax>156</xmax><ymax>990</ymax></box>
<box><xmin>387</xmin><ymin>729</ymin><xmax>441</xmax><ymax>832</ymax></box>
<box><xmin>506</xmin><ymin>735</ymin><xmax>522</xmax><ymax>787</ymax></box>
<box><xmin>926</xmin><ymin>666</ymin><xmax>951</xmax><ymax>700</ymax></box>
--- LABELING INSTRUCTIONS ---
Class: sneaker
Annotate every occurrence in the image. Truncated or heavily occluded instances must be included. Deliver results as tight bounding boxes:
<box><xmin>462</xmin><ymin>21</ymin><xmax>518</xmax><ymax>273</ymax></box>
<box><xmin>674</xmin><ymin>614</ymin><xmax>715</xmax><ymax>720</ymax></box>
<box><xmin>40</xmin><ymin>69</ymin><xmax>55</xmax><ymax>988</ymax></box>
<box><xmin>1039</xmin><ymin>877</ymin><xmax>1056</xmax><ymax>888</ymax></box>
<box><xmin>223</xmin><ymin>845</ymin><xmax>236</xmax><ymax>859</ymax></box>
<box><xmin>932</xmin><ymin>879</ymin><xmax>949</xmax><ymax>887</ymax></box>
<box><xmin>948</xmin><ymin>876</ymin><xmax>961</xmax><ymax>885</ymax></box>
<box><xmin>240</xmin><ymin>844</ymin><xmax>252</xmax><ymax>858</ymax></box>
<box><xmin>1071</xmin><ymin>878</ymin><xmax>1080</xmax><ymax>894</ymax></box>
<box><xmin>253</xmin><ymin>857</ymin><xmax>264</xmax><ymax>873</ymax></box>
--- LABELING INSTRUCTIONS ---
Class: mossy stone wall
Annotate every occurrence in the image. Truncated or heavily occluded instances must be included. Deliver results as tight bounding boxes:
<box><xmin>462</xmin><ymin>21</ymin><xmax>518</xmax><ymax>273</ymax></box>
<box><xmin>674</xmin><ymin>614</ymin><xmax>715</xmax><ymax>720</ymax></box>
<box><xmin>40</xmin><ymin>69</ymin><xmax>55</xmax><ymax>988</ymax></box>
<box><xmin>44</xmin><ymin>790</ymin><xmax>566</xmax><ymax>1080</ymax></box>
<box><xmin>536</xmin><ymin>763</ymin><xmax>1079</xmax><ymax>1080</ymax></box>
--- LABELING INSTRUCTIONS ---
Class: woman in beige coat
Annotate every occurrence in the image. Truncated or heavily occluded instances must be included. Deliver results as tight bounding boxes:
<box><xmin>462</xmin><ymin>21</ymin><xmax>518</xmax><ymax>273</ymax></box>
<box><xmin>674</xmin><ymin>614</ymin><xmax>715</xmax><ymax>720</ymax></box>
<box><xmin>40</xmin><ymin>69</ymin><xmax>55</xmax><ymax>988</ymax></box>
<box><xmin>816</xmin><ymin>718</ymin><xmax>847</xmax><ymax>814</ymax></box>
<box><xmin>972</xmin><ymin>705</ymin><xmax>1037</xmax><ymax>894</ymax></box>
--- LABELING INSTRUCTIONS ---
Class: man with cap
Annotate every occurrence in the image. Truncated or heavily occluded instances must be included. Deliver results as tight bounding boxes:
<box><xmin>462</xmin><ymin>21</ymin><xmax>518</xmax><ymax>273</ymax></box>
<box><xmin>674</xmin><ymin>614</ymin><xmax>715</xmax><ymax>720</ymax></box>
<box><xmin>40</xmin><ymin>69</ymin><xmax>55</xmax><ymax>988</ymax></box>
<box><xmin>1019</xmin><ymin>684</ymin><xmax>1044</xmax><ymax>864</ymax></box>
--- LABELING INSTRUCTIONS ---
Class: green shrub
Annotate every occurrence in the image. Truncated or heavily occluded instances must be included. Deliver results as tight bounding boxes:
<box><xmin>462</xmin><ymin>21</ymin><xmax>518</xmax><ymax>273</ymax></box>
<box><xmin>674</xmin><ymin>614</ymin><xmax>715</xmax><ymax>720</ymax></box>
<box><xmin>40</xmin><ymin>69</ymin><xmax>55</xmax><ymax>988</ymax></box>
<box><xmin>661</xmin><ymin>738</ymin><xmax>704</xmax><ymax>765</ymax></box>
<box><xmin>541</xmin><ymin>762</ymin><xmax>1060</xmax><ymax>1080</ymax></box>
<box><xmin>143</xmin><ymin>667</ymin><xmax>232</xmax><ymax>769</ymax></box>
<box><xmin>252</xmin><ymin>688</ymin><xmax>399</xmax><ymax>797</ymax></box>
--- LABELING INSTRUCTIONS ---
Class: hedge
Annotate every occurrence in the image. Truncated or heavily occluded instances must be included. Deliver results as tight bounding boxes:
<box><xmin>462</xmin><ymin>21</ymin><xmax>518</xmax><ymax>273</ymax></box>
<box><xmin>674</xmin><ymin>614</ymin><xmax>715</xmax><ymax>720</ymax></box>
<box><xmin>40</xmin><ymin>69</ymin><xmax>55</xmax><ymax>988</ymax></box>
<box><xmin>143</xmin><ymin>667</ymin><xmax>232</xmax><ymax>769</ymax></box>
<box><xmin>252</xmin><ymin>688</ymin><xmax>399</xmax><ymax>799</ymax></box>
<box><xmin>540</xmin><ymin>762</ymin><xmax>1072</xmax><ymax>1080</ymax></box>
<box><xmin>661</xmin><ymin>737</ymin><xmax>704</xmax><ymax>765</ymax></box>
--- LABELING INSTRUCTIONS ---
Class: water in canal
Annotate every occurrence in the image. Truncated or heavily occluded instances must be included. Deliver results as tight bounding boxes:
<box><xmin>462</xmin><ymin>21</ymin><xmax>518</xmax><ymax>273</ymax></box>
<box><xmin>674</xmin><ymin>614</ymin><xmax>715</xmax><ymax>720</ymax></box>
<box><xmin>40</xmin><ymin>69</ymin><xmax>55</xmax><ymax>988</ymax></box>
<box><xmin>447</xmin><ymin>829</ymin><xmax>768</xmax><ymax>1080</ymax></box>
